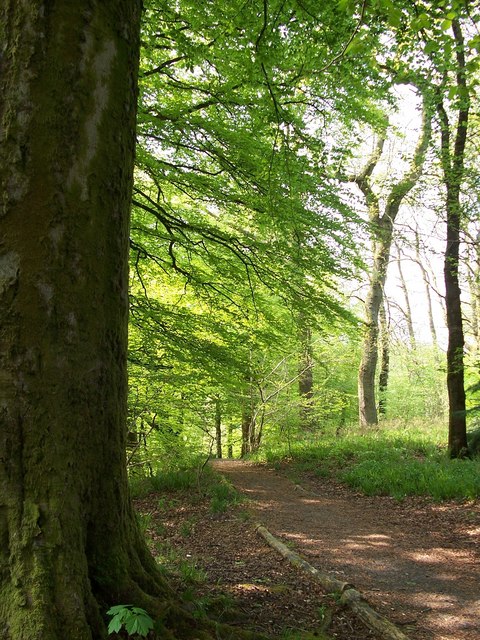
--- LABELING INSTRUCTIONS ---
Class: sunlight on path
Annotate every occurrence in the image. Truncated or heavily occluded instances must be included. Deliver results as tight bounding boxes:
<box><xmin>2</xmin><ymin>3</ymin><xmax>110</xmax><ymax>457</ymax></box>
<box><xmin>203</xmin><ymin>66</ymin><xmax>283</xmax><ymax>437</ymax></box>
<box><xmin>212</xmin><ymin>459</ymin><xmax>480</xmax><ymax>640</ymax></box>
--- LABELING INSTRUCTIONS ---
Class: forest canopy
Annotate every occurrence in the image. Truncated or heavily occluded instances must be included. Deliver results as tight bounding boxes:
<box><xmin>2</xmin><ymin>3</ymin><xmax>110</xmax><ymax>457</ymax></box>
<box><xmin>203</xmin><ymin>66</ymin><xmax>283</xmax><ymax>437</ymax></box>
<box><xmin>128</xmin><ymin>0</ymin><xmax>480</xmax><ymax>466</ymax></box>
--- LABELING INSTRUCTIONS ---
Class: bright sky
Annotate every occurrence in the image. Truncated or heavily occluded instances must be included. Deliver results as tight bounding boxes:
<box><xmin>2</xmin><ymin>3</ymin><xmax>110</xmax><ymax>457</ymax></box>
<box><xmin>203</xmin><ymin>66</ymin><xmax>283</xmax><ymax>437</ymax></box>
<box><xmin>351</xmin><ymin>84</ymin><xmax>449</xmax><ymax>348</ymax></box>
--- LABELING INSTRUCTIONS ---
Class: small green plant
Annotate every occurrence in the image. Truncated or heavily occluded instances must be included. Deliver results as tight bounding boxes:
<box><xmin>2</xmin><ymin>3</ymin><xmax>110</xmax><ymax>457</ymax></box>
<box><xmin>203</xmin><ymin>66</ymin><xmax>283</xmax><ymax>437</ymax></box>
<box><xmin>179</xmin><ymin>559</ymin><xmax>208</xmax><ymax>584</ymax></box>
<box><xmin>207</xmin><ymin>479</ymin><xmax>242</xmax><ymax>513</ymax></box>
<box><xmin>180</xmin><ymin>518</ymin><xmax>195</xmax><ymax>537</ymax></box>
<box><xmin>106</xmin><ymin>604</ymin><xmax>154</xmax><ymax>638</ymax></box>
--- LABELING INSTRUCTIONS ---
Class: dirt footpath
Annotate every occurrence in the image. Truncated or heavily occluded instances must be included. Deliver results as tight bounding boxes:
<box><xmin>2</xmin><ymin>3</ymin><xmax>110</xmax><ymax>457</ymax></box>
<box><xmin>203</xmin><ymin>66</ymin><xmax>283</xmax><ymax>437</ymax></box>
<box><xmin>212</xmin><ymin>459</ymin><xmax>480</xmax><ymax>640</ymax></box>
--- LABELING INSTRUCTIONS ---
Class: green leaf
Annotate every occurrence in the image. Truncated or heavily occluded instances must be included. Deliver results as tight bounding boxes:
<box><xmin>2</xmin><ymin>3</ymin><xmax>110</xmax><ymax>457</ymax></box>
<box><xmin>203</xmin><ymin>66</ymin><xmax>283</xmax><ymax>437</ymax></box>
<box><xmin>441</xmin><ymin>18</ymin><xmax>452</xmax><ymax>32</ymax></box>
<box><xmin>107</xmin><ymin>604</ymin><xmax>133</xmax><ymax>616</ymax></box>
<box><xmin>345</xmin><ymin>34</ymin><xmax>364</xmax><ymax>55</ymax></box>
<box><xmin>468</xmin><ymin>35</ymin><xmax>480</xmax><ymax>54</ymax></box>
<box><xmin>107</xmin><ymin>616</ymin><xmax>123</xmax><ymax>635</ymax></box>
<box><xmin>448</xmin><ymin>86</ymin><xmax>458</xmax><ymax>100</ymax></box>
<box><xmin>411</xmin><ymin>12</ymin><xmax>431</xmax><ymax>32</ymax></box>
<box><xmin>424</xmin><ymin>40</ymin><xmax>439</xmax><ymax>55</ymax></box>
<box><xmin>135</xmin><ymin>615</ymin><xmax>155</xmax><ymax>637</ymax></box>
<box><xmin>337</xmin><ymin>0</ymin><xmax>355</xmax><ymax>13</ymax></box>
<box><xmin>386</xmin><ymin>7</ymin><xmax>403</xmax><ymax>29</ymax></box>
<box><xmin>125</xmin><ymin>616</ymin><xmax>139</xmax><ymax>636</ymax></box>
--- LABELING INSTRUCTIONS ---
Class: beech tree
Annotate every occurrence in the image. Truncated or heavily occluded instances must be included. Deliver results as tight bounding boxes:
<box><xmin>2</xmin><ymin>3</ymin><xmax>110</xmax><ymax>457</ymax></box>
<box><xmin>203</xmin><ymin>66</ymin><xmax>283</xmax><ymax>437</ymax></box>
<box><xmin>0</xmin><ymin>4</ymin><xmax>209</xmax><ymax>639</ymax></box>
<box><xmin>434</xmin><ymin>17</ymin><xmax>471</xmax><ymax>457</ymax></box>
<box><xmin>353</xmin><ymin>98</ymin><xmax>431</xmax><ymax>427</ymax></box>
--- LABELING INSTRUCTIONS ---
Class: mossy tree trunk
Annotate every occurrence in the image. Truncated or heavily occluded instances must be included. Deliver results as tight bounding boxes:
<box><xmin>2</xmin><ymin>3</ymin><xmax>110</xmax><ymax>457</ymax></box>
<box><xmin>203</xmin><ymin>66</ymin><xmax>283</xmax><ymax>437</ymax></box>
<box><xmin>378</xmin><ymin>303</ymin><xmax>390</xmax><ymax>417</ymax></box>
<box><xmin>435</xmin><ymin>19</ymin><xmax>469</xmax><ymax>458</ymax></box>
<box><xmin>0</xmin><ymin>3</ymin><xmax>173</xmax><ymax>639</ymax></box>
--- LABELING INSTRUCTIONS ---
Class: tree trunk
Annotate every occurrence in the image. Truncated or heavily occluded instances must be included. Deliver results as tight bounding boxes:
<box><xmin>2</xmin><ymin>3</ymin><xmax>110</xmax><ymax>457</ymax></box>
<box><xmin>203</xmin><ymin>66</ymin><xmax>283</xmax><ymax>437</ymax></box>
<box><xmin>0</xmin><ymin>4</ymin><xmax>178</xmax><ymax>639</ymax></box>
<box><xmin>396</xmin><ymin>244</ymin><xmax>416</xmax><ymax>349</ymax></box>
<box><xmin>241</xmin><ymin>408</ymin><xmax>253</xmax><ymax>457</ymax></box>
<box><xmin>298</xmin><ymin>324</ymin><xmax>314</xmax><ymax>428</ymax></box>
<box><xmin>358</xmin><ymin>236</ymin><xmax>388</xmax><ymax>427</ymax></box>
<box><xmin>378</xmin><ymin>303</ymin><xmax>390</xmax><ymax>417</ymax></box>
<box><xmin>241</xmin><ymin>365</ymin><xmax>256</xmax><ymax>456</ymax></box>
<box><xmin>465</xmin><ymin>228</ymin><xmax>480</xmax><ymax>353</ymax></box>
<box><xmin>414</xmin><ymin>228</ymin><xmax>439</xmax><ymax>351</ymax></box>
<box><xmin>227</xmin><ymin>424</ymin><xmax>233</xmax><ymax>458</ymax></box>
<box><xmin>355</xmin><ymin>96</ymin><xmax>431</xmax><ymax>428</ymax></box>
<box><xmin>215</xmin><ymin>398</ymin><xmax>222</xmax><ymax>459</ymax></box>
<box><xmin>436</xmin><ymin>19</ymin><xmax>469</xmax><ymax>458</ymax></box>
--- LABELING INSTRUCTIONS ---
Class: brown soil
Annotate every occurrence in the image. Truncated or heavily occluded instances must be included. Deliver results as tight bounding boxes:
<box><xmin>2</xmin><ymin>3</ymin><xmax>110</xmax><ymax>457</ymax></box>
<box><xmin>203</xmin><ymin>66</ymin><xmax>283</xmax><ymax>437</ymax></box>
<box><xmin>135</xmin><ymin>483</ymin><xmax>381</xmax><ymax>639</ymax></box>
<box><xmin>211</xmin><ymin>459</ymin><xmax>480</xmax><ymax>640</ymax></box>
<box><xmin>134</xmin><ymin>459</ymin><xmax>479</xmax><ymax>640</ymax></box>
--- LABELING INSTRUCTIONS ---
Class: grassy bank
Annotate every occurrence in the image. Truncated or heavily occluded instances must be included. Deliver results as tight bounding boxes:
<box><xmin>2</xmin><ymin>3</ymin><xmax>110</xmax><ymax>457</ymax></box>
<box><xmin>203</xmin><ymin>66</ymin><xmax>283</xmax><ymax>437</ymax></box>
<box><xmin>257</xmin><ymin>420</ymin><xmax>480</xmax><ymax>501</ymax></box>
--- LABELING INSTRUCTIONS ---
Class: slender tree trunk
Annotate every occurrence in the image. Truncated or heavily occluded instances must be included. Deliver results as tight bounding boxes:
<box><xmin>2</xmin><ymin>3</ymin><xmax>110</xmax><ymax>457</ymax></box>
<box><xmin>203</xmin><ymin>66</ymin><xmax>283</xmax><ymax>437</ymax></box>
<box><xmin>241</xmin><ymin>407</ymin><xmax>253</xmax><ymax>457</ymax></box>
<box><xmin>298</xmin><ymin>324</ymin><xmax>315</xmax><ymax>428</ymax></box>
<box><xmin>378</xmin><ymin>303</ymin><xmax>390</xmax><ymax>417</ymax></box>
<box><xmin>356</xmin><ymin>137</ymin><xmax>386</xmax><ymax>428</ymax></box>
<box><xmin>465</xmin><ymin>229</ymin><xmax>480</xmax><ymax>353</ymax></box>
<box><xmin>358</xmin><ymin>229</ymin><xmax>390</xmax><ymax>426</ymax></box>
<box><xmin>227</xmin><ymin>424</ymin><xmax>233</xmax><ymax>458</ymax></box>
<box><xmin>215</xmin><ymin>398</ymin><xmax>222</xmax><ymax>459</ymax></box>
<box><xmin>435</xmin><ymin>19</ymin><xmax>469</xmax><ymax>458</ymax></box>
<box><xmin>414</xmin><ymin>228</ymin><xmax>439</xmax><ymax>351</ymax></box>
<box><xmin>396</xmin><ymin>244</ymin><xmax>416</xmax><ymax>349</ymax></box>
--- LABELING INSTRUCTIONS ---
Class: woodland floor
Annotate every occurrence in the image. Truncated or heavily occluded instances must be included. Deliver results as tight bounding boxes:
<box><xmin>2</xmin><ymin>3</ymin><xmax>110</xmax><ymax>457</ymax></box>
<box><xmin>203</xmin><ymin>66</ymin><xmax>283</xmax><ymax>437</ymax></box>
<box><xmin>134</xmin><ymin>459</ymin><xmax>480</xmax><ymax>640</ymax></box>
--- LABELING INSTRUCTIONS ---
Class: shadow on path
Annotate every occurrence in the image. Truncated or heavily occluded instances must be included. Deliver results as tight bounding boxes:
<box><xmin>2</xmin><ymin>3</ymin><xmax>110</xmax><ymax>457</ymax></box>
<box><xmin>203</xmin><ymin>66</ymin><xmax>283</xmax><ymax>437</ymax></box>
<box><xmin>212</xmin><ymin>459</ymin><xmax>480</xmax><ymax>640</ymax></box>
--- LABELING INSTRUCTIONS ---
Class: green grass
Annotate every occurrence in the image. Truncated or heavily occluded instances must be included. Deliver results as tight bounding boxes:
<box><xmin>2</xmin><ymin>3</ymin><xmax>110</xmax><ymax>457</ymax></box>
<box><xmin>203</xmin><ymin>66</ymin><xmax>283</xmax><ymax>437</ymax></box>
<box><xmin>129</xmin><ymin>458</ymin><xmax>242</xmax><ymax>512</ymax></box>
<box><xmin>341</xmin><ymin>456</ymin><xmax>480</xmax><ymax>500</ymax></box>
<box><xmin>206</xmin><ymin>478</ymin><xmax>243</xmax><ymax>513</ymax></box>
<box><xmin>257</xmin><ymin>420</ymin><xmax>480</xmax><ymax>501</ymax></box>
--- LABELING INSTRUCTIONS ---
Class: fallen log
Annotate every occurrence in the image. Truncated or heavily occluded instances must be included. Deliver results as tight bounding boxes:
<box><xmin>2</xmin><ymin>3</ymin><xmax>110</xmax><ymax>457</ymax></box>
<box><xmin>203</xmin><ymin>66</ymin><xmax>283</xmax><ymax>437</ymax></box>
<box><xmin>256</xmin><ymin>524</ymin><xmax>410</xmax><ymax>640</ymax></box>
<box><xmin>256</xmin><ymin>524</ymin><xmax>352</xmax><ymax>594</ymax></box>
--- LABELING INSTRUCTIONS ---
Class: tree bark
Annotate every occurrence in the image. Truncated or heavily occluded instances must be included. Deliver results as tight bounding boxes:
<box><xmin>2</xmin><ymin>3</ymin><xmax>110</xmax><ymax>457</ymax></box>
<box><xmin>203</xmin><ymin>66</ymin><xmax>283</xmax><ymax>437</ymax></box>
<box><xmin>414</xmin><ymin>227</ymin><xmax>439</xmax><ymax>351</ymax></box>
<box><xmin>356</xmin><ymin>137</ymin><xmax>386</xmax><ymax>428</ymax></box>
<box><xmin>378</xmin><ymin>303</ymin><xmax>390</xmax><ymax>417</ymax></box>
<box><xmin>435</xmin><ymin>19</ymin><xmax>469</xmax><ymax>458</ymax></box>
<box><xmin>215</xmin><ymin>398</ymin><xmax>222</xmax><ymax>459</ymax></box>
<box><xmin>395</xmin><ymin>244</ymin><xmax>416</xmax><ymax>349</ymax></box>
<box><xmin>298</xmin><ymin>324</ymin><xmax>315</xmax><ymax>428</ymax></box>
<box><xmin>0</xmin><ymin>4</ymin><xmax>173</xmax><ymax>639</ymax></box>
<box><xmin>241</xmin><ymin>405</ymin><xmax>255</xmax><ymax>457</ymax></box>
<box><xmin>465</xmin><ymin>228</ymin><xmax>480</xmax><ymax>353</ymax></box>
<box><xmin>227</xmin><ymin>424</ymin><xmax>234</xmax><ymax>458</ymax></box>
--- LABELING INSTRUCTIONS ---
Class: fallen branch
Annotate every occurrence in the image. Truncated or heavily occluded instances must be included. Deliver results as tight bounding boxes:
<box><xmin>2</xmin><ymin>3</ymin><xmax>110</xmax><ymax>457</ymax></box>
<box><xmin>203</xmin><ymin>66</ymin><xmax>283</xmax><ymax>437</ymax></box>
<box><xmin>256</xmin><ymin>524</ymin><xmax>352</xmax><ymax>594</ymax></box>
<box><xmin>256</xmin><ymin>524</ymin><xmax>410</xmax><ymax>640</ymax></box>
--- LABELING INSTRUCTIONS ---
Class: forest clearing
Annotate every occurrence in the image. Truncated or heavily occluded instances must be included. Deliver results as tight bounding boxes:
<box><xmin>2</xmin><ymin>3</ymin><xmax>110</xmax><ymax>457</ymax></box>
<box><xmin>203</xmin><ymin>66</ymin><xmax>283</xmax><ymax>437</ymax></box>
<box><xmin>2</xmin><ymin>2</ymin><xmax>480</xmax><ymax>640</ymax></box>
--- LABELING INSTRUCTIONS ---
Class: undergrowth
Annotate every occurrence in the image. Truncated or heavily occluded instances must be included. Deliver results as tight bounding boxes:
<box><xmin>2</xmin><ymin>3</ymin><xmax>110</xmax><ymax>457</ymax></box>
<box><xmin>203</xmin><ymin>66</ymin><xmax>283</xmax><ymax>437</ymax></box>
<box><xmin>129</xmin><ymin>457</ymin><xmax>242</xmax><ymax>513</ymax></box>
<box><xmin>256</xmin><ymin>420</ymin><xmax>480</xmax><ymax>500</ymax></box>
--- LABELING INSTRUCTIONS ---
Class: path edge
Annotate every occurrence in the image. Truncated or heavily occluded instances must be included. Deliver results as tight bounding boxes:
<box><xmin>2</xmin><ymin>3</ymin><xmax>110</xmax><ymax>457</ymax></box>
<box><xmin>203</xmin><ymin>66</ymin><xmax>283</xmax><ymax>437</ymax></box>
<box><xmin>255</xmin><ymin>523</ymin><xmax>411</xmax><ymax>640</ymax></box>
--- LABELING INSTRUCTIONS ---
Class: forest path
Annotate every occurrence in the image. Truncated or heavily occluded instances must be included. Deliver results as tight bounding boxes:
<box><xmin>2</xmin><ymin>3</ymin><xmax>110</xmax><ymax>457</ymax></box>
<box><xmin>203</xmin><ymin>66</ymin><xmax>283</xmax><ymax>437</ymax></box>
<box><xmin>211</xmin><ymin>458</ymin><xmax>480</xmax><ymax>640</ymax></box>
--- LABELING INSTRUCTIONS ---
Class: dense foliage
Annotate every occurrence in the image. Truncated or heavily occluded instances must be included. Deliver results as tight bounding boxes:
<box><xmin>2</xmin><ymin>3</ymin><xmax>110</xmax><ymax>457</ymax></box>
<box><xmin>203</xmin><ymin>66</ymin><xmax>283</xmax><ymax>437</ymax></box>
<box><xmin>127</xmin><ymin>0</ymin><xmax>480</xmax><ymax>470</ymax></box>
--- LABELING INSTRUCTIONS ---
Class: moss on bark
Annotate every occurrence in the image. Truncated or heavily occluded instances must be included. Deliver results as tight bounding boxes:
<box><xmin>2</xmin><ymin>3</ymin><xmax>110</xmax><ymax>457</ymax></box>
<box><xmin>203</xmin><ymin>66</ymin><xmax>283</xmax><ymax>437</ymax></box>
<box><xmin>0</xmin><ymin>3</ymin><xmax>166</xmax><ymax>639</ymax></box>
<box><xmin>0</xmin><ymin>4</ymin><xmax>275</xmax><ymax>639</ymax></box>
